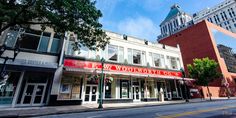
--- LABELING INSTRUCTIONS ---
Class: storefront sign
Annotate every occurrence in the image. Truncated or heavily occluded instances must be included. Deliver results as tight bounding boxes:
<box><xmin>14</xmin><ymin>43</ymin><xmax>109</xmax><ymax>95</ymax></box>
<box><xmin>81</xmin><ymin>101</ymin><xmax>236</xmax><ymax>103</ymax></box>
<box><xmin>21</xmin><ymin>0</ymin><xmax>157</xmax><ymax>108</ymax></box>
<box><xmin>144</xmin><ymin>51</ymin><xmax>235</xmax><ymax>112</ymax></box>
<box><xmin>64</xmin><ymin>59</ymin><xmax>182</xmax><ymax>78</ymax></box>
<box><xmin>2</xmin><ymin>59</ymin><xmax>58</xmax><ymax>68</ymax></box>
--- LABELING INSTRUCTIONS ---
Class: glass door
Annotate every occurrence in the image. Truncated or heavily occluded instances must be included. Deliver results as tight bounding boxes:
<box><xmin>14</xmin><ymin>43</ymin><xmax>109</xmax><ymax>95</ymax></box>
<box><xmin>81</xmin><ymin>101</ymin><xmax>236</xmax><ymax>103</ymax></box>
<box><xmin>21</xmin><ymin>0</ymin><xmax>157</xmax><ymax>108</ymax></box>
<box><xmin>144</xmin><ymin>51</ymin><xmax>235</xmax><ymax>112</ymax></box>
<box><xmin>84</xmin><ymin>85</ymin><xmax>98</xmax><ymax>103</ymax></box>
<box><xmin>22</xmin><ymin>84</ymin><xmax>34</xmax><ymax>104</ymax></box>
<box><xmin>132</xmin><ymin>86</ymin><xmax>140</xmax><ymax>101</ymax></box>
<box><xmin>33</xmin><ymin>85</ymin><xmax>46</xmax><ymax>104</ymax></box>
<box><xmin>21</xmin><ymin>83</ymin><xmax>46</xmax><ymax>106</ymax></box>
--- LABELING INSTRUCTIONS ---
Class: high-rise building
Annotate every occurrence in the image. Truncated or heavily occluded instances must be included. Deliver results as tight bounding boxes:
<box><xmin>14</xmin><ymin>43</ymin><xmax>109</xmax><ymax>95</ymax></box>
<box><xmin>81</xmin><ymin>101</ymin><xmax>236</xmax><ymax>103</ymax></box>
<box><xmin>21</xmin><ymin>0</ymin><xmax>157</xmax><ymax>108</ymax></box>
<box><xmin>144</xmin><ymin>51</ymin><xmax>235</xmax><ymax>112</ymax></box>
<box><xmin>157</xmin><ymin>4</ymin><xmax>193</xmax><ymax>41</ymax></box>
<box><xmin>193</xmin><ymin>0</ymin><xmax>236</xmax><ymax>33</ymax></box>
<box><xmin>217</xmin><ymin>44</ymin><xmax>236</xmax><ymax>73</ymax></box>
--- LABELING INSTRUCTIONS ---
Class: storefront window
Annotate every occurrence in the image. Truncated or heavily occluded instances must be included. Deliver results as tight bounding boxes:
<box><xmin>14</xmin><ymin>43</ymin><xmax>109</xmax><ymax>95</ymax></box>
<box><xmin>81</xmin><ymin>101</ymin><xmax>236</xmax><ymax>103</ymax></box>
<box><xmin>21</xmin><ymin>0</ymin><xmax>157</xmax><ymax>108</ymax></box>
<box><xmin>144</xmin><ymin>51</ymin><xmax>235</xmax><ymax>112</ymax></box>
<box><xmin>133</xmin><ymin>49</ymin><xmax>141</xmax><ymax>64</ymax></box>
<box><xmin>108</xmin><ymin>45</ymin><xmax>118</xmax><ymax>61</ymax></box>
<box><xmin>146</xmin><ymin>80</ymin><xmax>155</xmax><ymax>98</ymax></box>
<box><xmin>120</xmin><ymin>80</ymin><xmax>129</xmax><ymax>98</ymax></box>
<box><xmin>0</xmin><ymin>72</ymin><xmax>21</xmax><ymax>105</ymax></box>
<box><xmin>104</xmin><ymin>77</ymin><xmax>116</xmax><ymax>99</ymax></box>
<box><xmin>58</xmin><ymin>75</ymin><xmax>82</xmax><ymax>100</ymax></box>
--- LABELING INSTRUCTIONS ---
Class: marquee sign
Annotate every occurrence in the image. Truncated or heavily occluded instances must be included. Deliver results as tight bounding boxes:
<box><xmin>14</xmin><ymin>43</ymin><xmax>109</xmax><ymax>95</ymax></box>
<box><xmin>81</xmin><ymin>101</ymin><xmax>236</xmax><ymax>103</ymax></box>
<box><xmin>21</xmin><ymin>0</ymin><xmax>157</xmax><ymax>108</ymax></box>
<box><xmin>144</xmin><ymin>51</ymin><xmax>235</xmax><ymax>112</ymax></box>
<box><xmin>64</xmin><ymin>59</ymin><xmax>182</xmax><ymax>78</ymax></box>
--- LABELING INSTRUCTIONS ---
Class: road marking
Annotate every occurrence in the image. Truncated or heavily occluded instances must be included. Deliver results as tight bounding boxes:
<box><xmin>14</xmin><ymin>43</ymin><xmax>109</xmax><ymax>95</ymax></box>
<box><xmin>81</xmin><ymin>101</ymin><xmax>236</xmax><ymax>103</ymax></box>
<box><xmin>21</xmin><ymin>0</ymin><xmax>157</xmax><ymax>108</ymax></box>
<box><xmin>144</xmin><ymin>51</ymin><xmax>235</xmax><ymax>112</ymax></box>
<box><xmin>158</xmin><ymin>105</ymin><xmax>236</xmax><ymax>118</ymax></box>
<box><xmin>86</xmin><ymin>115</ymin><xmax>103</xmax><ymax>118</ymax></box>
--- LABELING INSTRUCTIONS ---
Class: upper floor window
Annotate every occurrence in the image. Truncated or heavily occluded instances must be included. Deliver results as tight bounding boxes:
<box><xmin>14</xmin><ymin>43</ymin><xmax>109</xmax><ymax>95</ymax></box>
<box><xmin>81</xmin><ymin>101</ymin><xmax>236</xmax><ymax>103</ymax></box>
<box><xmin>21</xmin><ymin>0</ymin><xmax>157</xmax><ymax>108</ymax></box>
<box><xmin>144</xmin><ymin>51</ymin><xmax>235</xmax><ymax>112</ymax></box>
<box><xmin>50</xmin><ymin>33</ymin><xmax>61</xmax><ymax>53</ymax></box>
<box><xmin>133</xmin><ymin>49</ymin><xmax>141</xmax><ymax>64</ymax></box>
<box><xmin>170</xmin><ymin>57</ymin><xmax>178</xmax><ymax>69</ymax></box>
<box><xmin>108</xmin><ymin>45</ymin><xmax>118</xmax><ymax>61</ymax></box>
<box><xmin>66</xmin><ymin>41</ymin><xmax>89</xmax><ymax>57</ymax></box>
<box><xmin>127</xmin><ymin>48</ymin><xmax>142</xmax><ymax>65</ymax></box>
<box><xmin>5</xmin><ymin>28</ymin><xmax>52</xmax><ymax>53</ymax></box>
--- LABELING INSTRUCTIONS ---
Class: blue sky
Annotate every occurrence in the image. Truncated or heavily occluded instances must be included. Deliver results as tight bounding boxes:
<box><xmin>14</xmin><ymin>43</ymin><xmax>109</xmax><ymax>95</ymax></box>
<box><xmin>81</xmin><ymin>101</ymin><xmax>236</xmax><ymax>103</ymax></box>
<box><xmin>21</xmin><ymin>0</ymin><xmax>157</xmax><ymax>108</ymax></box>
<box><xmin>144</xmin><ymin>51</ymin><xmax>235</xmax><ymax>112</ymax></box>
<box><xmin>96</xmin><ymin>0</ymin><xmax>224</xmax><ymax>42</ymax></box>
<box><xmin>212</xmin><ymin>29</ymin><xmax>236</xmax><ymax>53</ymax></box>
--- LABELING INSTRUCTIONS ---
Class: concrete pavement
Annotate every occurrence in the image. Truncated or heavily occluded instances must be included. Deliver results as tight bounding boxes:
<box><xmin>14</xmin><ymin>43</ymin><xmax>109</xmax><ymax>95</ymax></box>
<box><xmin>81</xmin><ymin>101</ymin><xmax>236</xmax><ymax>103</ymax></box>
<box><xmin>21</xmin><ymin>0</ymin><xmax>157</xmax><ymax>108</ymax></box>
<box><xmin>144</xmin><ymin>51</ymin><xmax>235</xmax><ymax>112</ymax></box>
<box><xmin>0</xmin><ymin>97</ymin><xmax>235</xmax><ymax>118</ymax></box>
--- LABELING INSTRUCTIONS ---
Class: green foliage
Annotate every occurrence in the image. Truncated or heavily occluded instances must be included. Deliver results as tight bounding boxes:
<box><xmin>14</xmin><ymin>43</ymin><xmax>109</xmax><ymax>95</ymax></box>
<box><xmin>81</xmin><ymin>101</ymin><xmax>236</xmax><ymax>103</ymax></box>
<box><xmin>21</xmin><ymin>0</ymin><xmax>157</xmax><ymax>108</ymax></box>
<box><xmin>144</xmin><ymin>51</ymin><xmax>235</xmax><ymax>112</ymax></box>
<box><xmin>187</xmin><ymin>57</ymin><xmax>222</xmax><ymax>86</ymax></box>
<box><xmin>0</xmin><ymin>0</ymin><xmax>109</xmax><ymax>50</ymax></box>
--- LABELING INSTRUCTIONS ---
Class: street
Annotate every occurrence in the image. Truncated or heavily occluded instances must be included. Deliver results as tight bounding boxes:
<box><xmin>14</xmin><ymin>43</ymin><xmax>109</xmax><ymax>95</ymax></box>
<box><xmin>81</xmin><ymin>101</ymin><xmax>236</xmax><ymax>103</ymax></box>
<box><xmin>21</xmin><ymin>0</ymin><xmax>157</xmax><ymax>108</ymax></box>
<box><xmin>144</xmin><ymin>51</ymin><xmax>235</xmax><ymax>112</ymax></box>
<box><xmin>33</xmin><ymin>99</ymin><xmax>236</xmax><ymax>118</ymax></box>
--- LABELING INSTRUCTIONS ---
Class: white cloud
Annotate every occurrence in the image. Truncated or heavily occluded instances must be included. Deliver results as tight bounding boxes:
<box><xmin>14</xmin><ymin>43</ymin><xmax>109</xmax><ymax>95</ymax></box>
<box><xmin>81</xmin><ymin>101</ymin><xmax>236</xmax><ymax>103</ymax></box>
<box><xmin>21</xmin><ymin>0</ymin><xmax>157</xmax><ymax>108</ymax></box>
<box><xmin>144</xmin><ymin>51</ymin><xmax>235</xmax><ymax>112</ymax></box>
<box><xmin>118</xmin><ymin>16</ymin><xmax>159</xmax><ymax>41</ymax></box>
<box><xmin>96</xmin><ymin>0</ymin><xmax>124</xmax><ymax>16</ymax></box>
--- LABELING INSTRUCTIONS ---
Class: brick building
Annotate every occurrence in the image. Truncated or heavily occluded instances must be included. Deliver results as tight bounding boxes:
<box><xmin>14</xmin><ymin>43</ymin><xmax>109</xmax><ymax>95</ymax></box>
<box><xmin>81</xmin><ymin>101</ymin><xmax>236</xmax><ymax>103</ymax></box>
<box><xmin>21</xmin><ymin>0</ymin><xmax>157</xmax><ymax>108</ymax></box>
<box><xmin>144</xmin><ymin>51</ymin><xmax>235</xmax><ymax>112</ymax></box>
<box><xmin>159</xmin><ymin>20</ymin><xmax>236</xmax><ymax>98</ymax></box>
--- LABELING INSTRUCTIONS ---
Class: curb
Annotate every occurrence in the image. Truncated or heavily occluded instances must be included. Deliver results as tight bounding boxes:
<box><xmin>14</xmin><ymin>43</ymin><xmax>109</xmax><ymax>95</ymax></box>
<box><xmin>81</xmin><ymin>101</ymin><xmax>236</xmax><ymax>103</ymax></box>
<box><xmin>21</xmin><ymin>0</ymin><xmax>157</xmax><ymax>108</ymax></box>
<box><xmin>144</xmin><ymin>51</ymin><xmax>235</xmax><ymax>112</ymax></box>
<box><xmin>1</xmin><ymin>99</ymin><xmax>235</xmax><ymax>118</ymax></box>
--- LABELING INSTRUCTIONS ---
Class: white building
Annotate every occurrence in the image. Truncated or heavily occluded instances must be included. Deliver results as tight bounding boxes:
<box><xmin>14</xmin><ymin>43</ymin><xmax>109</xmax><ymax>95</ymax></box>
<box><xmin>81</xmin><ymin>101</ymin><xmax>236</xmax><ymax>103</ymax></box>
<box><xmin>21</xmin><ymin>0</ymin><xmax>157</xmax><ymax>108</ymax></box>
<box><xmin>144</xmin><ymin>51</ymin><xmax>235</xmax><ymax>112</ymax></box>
<box><xmin>193</xmin><ymin>0</ymin><xmax>236</xmax><ymax>33</ymax></box>
<box><xmin>157</xmin><ymin>4</ymin><xmax>193</xmax><ymax>41</ymax></box>
<box><xmin>50</xmin><ymin>31</ymin><xmax>188</xmax><ymax>105</ymax></box>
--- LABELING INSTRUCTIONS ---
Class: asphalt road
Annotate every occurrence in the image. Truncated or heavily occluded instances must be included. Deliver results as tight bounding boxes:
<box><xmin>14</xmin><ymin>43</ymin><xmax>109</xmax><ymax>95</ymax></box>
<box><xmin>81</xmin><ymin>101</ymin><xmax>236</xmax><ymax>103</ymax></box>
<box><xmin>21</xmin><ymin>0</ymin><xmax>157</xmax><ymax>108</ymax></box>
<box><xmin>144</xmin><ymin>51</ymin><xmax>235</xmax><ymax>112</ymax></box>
<box><xmin>33</xmin><ymin>99</ymin><xmax>236</xmax><ymax>118</ymax></box>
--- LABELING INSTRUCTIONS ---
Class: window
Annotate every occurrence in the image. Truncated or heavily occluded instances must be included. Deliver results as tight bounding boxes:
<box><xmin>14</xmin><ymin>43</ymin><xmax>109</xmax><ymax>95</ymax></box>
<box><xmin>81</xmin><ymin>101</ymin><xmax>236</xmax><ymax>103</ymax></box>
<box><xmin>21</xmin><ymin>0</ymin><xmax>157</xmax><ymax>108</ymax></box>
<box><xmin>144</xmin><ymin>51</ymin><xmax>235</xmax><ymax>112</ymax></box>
<box><xmin>20</xmin><ymin>29</ymin><xmax>41</xmax><ymax>50</ymax></box>
<box><xmin>5</xmin><ymin>29</ymin><xmax>18</xmax><ymax>48</ymax></box>
<box><xmin>59</xmin><ymin>76</ymin><xmax>82</xmax><ymax>100</ymax></box>
<box><xmin>38</xmin><ymin>32</ymin><xmax>50</xmax><ymax>52</ymax></box>
<box><xmin>170</xmin><ymin>57</ymin><xmax>178</xmax><ymax>69</ymax></box>
<box><xmin>50</xmin><ymin>34</ymin><xmax>61</xmax><ymax>53</ymax></box>
<box><xmin>148</xmin><ymin>52</ymin><xmax>153</xmax><ymax>66</ymax></box>
<box><xmin>108</xmin><ymin>45</ymin><xmax>118</xmax><ymax>61</ymax></box>
<box><xmin>80</xmin><ymin>46</ymin><xmax>89</xmax><ymax>57</ymax></box>
<box><xmin>133</xmin><ymin>49</ymin><xmax>141</xmax><ymax>64</ymax></box>
<box><xmin>128</xmin><ymin>48</ymin><xmax>133</xmax><ymax>64</ymax></box>
<box><xmin>118</xmin><ymin>46</ymin><xmax>124</xmax><ymax>63</ymax></box>
<box><xmin>141</xmin><ymin>51</ymin><xmax>146</xmax><ymax>66</ymax></box>
<box><xmin>66</xmin><ymin>41</ymin><xmax>74</xmax><ymax>55</ymax></box>
<box><xmin>17</xmin><ymin>29</ymin><xmax>51</xmax><ymax>52</ymax></box>
<box><xmin>153</xmin><ymin>53</ymin><xmax>161</xmax><ymax>67</ymax></box>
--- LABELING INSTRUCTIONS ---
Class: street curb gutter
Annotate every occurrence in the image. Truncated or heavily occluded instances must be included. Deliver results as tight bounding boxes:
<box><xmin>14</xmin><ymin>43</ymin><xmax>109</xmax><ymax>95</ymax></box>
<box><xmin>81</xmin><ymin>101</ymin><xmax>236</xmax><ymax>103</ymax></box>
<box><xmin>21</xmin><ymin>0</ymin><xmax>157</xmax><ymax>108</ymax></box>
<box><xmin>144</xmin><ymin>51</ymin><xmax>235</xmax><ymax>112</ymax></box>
<box><xmin>1</xmin><ymin>99</ymin><xmax>234</xmax><ymax>118</ymax></box>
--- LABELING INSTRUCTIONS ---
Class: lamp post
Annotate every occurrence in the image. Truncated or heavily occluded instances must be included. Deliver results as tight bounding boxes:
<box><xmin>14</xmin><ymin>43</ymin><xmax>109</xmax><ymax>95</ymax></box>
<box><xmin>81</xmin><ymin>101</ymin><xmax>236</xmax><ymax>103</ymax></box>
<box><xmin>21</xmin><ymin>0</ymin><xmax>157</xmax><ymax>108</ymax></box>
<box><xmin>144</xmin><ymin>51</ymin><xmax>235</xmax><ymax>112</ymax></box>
<box><xmin>98</xmin><ymin>57</ymin><xmax>105</xmax><ymax>109</ymax></box>
<box><xmin>180</xmin><ymin>68</ymin><xmax>189</xmax><ymax>102</ymax></box>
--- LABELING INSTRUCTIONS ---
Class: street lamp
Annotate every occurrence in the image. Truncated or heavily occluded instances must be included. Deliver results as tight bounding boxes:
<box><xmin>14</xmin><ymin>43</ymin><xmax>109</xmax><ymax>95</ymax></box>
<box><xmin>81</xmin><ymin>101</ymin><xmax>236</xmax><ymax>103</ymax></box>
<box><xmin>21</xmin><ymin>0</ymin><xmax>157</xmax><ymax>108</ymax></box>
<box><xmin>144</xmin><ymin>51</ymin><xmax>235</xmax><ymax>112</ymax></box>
<box><xmin>98</xmin><ymin>57</ymin><xmax>105</xmax><ymax>109</ymax></box>
<box><xmin>180</xmin><ymin>68</ymin><xmax>189</xmax><ymax>102</ymax></box>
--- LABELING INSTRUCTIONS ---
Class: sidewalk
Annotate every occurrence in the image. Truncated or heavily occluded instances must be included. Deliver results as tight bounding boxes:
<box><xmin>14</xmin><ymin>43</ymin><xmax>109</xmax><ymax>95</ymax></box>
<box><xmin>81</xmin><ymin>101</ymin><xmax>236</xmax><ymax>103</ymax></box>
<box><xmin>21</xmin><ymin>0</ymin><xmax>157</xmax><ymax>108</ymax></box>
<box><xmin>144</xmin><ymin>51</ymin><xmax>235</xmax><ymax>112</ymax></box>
<box><xmin>0</xmin><ymin>97</ymin><xmax>235</xmax><ymax>118</ymax></box>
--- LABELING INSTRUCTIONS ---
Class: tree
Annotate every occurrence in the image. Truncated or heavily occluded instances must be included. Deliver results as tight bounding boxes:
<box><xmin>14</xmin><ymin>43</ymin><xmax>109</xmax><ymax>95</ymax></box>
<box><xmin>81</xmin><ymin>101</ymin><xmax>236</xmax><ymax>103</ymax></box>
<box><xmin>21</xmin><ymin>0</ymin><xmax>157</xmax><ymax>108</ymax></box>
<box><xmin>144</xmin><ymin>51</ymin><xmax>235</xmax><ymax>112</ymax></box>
<box><xmin>187</xmin><ymin>57</ymin><xmax>222</xmax><ymax>101</ymax></box>
<box><xmin>0</xmin><ymin>0</ymin><xmax>109</xmax><ymax>50</ymax></box>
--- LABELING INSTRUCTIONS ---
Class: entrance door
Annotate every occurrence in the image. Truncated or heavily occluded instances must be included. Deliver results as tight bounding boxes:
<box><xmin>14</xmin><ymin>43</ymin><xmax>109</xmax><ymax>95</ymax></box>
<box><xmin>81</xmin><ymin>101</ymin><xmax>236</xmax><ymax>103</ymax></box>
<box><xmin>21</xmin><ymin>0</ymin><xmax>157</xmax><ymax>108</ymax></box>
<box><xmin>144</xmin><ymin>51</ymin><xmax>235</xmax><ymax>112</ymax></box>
<box><xmin>132</xmin><ymin>86</ymin><xmax>140</xmax><ymax>101</ymax></box>
<box><xmin>84</xmin><ymin>85</ymin><xmax>98</xmax><ymax>103</ymax></box>
<box><xmin>21</xmin><ymin>83</ymin><xmax>46</xmax><ymax>106</ymax></box>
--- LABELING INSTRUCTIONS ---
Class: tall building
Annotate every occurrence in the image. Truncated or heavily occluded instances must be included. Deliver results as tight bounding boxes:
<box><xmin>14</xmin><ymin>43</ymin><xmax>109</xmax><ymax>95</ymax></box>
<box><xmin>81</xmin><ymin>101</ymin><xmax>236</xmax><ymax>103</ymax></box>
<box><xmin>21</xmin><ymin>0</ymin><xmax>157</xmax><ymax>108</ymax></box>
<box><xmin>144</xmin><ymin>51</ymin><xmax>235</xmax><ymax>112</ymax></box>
<box><xmin>193</xmin><ymin>0</ymin><xmax>236</xmax><ymax>33</ymax></box>
<box><xmin>159</xmin><ymin>20</ymin><xmax>236</xmax><ymax>98</ymax></box>
<box><xmin>157</xmin><ymin>4</ymin><xmax>193</xmax><ymax>41</ymax></box>
<box><xmin>217</xmin><ymin>44</ymin><xmax>236</xmax><ymax>73</ymax></box>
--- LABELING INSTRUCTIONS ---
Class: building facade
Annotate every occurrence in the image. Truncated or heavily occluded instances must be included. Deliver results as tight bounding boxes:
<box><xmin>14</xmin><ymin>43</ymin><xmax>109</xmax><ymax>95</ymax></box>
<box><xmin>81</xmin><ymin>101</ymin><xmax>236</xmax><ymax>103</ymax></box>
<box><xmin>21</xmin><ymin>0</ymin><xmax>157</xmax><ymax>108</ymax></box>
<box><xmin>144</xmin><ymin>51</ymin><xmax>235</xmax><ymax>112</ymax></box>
<box><xmin>0</xmin><ymin>25</ymin><xmax>63</xmax><ymax>107</ymax></box>
<box><xmin>48</xmin><ymin>31</ymin><xmax>190</xmax><ymax>105</ymax></box>
<box><xmin>217</xmin><ymin>44</ymin><xmax>236</xmax><ymax>73</ymax></box>
<box><xmin>157</xmin><ymin>4</ymin><xmax>193</xmax><ymax>41</ymax></box>
<box><xmin>193</xmin><ymin>0</ymin><xmax>236</xmax><ymax>33</ymax></box>
<box><xmin>159</xmin><ymin>20</ymin><xmax>236</xmax><ymax>98</ymax></box>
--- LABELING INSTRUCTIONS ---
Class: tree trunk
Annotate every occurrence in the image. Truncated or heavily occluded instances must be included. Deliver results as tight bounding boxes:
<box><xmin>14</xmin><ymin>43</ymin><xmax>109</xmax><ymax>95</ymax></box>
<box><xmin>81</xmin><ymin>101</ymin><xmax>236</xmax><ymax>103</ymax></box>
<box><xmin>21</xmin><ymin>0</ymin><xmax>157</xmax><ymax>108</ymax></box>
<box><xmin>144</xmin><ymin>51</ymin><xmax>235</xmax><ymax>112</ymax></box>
<box><xmin>206</xmin><ymin>85</ymin><xmax>212</xmax><ymax>101</ymax></box>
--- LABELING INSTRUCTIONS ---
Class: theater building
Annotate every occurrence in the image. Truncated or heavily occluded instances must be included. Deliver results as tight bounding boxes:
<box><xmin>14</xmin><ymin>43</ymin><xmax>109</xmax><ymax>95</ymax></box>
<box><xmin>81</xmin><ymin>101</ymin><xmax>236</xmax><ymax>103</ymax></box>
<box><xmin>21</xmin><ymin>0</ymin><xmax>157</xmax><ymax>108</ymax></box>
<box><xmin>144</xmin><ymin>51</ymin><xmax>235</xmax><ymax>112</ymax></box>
<box><xmin>159</xmin><ymin>20</ymin><xmax>236</xmax><ymax>98</ymax></box>
<box><xmin>49</xmin><ymin>31</ymin><xmax>190</xmax><ymax>105</ymax></box>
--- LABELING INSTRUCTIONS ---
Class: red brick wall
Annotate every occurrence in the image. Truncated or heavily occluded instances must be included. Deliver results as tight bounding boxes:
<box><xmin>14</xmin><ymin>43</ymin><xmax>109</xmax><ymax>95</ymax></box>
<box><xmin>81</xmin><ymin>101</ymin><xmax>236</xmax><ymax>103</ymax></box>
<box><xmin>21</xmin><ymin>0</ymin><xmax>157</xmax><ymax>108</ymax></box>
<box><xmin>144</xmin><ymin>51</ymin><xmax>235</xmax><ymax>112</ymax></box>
<box><xmin>159</xmin><ymin>21</ymin><xmax>221</xmax><ymax>86</ymax></box>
